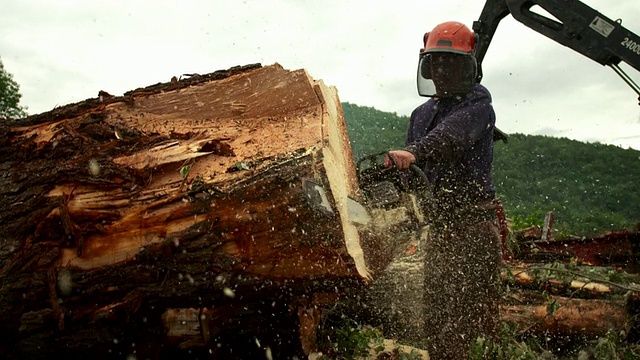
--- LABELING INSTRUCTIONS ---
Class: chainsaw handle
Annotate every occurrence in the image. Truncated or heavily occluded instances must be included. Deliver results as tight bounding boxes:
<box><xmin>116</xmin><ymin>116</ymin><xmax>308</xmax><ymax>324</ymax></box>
<box><xmin>409</xmin><ymin>164</ymin><xmax>432</xmax><ymax>192</ymax></box>
<box><xmin>356</xmin><ymin>151</ymin><xmax>431</xmax><ymax>193</ymax></box>
<box><xmin>356</xmin><ymin>151</ymin><xmax>411</xmax><ymax>173</ymax></box>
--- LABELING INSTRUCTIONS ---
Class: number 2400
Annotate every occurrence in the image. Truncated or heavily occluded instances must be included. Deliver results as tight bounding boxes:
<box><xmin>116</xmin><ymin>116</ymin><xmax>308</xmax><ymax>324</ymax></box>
<box><xmin>621</xmin><ymin>37</ymin><xmax>640</xmax><ymax>55</ymax></box>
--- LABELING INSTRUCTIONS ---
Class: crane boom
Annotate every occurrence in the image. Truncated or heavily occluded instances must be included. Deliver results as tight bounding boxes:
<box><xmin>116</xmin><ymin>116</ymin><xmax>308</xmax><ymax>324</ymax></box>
<box><xmin>472</xmin><ymin>0</ymin><xmax>640</xmax><ymax>98</ymax></box>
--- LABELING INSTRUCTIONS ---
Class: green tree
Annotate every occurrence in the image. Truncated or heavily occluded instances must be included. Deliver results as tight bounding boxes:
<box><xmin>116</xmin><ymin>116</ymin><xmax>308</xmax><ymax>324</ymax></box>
<box><xmin>0</xmin><ymin>57</ymin><xmax>28</xmax><ymax>119</ymax></box>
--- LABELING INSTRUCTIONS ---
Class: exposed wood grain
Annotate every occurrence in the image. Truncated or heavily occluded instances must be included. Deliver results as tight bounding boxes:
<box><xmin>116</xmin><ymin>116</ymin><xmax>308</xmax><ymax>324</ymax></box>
<box><xmin>0</xmin><ymin>63</ymin><xmax>391</xmax><ymax>358</ymax></box>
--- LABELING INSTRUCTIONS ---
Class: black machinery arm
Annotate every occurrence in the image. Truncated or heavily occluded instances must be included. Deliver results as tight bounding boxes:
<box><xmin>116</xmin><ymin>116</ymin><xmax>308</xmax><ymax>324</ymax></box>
<box><xmin>472</xmin><ymin>0</ymin><xmax>640</xmax><ymax>99</ymax></box>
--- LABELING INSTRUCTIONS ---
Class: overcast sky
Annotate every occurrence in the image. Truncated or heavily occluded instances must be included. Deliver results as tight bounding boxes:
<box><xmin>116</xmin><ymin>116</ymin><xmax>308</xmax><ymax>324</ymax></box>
<box><xmin>3</xmin><ymin>0</ymin><xmax>640</xmax><ymax>150</ymax></box>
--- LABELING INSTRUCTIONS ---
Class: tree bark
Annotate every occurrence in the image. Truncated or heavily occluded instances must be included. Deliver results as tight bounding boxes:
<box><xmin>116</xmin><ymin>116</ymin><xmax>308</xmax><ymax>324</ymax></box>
<box><xmin>501</xmin><ymin>291</ymin><xmax>629</xmax><ymax>339</ymax></box>
<box><xmin>0</xmin><ymin>63</ymin><xmax>398</xmax><ymax>359</ymax></box>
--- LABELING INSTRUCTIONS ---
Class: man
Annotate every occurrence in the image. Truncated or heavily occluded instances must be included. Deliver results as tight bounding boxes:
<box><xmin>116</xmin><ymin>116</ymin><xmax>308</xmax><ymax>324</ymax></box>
<box><xmin>384</xmin><ymin>21</ymin><xmax>502</xmax><ymax>359</ymax></box>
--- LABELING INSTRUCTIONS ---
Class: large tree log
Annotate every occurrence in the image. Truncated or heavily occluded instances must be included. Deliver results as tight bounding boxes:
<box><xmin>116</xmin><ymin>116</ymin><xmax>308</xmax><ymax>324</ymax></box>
<box><xmin>0</xmin><ymin>64</ymin><xmax>400</xmax><ymax>358</ymax></box>
<box><xmin>501</xmin><ymin>291</ymin><xmax>629</xmax><ymax>339</ymax></box>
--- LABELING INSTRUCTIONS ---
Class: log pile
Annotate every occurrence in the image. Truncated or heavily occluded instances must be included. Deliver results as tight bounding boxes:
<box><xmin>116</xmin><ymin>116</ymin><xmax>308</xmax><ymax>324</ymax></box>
<box><xmin>0</xmin><ymin>63</ymin><xmax>408</xmax><ymax>359</ymax></box>
<box><xmin>350</xmin><ymin>231</ymin><xmax>640</xmax><ymax>353</ymax></box>
<box><xmin>499</xmin><ymin>229</ymin><xmax>640</xmax><ymax>343</ymax></box>
<box><xmin>500</xmin><ymin>263</ymin><xmax>639</xmax><ymax>339</ymax></box>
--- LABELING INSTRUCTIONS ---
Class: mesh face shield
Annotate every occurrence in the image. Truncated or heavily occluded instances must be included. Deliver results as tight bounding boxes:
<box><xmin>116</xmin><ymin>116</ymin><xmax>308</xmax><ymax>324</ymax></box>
<box><xmin>417</xmin><ymin>52</ymin><xmax>477</xmax><ymax>98</ymax></box>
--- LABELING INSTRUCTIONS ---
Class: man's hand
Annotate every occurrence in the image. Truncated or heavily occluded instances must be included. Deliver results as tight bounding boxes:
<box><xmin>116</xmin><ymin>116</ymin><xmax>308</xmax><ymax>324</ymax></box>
<box><xmin>384</xmin><ymin>150</ymin><xmax>416</xmax><ymax>171</ymax></box>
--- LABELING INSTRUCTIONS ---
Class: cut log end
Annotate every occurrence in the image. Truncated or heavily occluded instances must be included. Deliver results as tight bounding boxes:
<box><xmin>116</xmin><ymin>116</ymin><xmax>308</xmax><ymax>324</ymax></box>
<box><xmin>0</xmin><ymin>63</ymin><xmax>407</xmax><ymax>358</ymax></box>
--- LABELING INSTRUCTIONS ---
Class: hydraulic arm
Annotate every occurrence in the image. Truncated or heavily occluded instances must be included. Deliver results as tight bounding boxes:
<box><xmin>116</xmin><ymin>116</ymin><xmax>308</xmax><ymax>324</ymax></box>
<box><xmin>473</xmin><ymin>0</ymin><xmax>640</xmax><ymax>100</ymax></box>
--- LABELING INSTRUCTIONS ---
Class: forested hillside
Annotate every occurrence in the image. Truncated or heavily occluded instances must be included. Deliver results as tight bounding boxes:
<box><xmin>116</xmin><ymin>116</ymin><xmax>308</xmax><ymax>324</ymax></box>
<box><xmin>342</xmin><ymin>102</ymin><xmax>408</xmax><ymax>161</ymax></box>
<box><xmin>342</xmin><ymin>102</ymin><xmax>640</xmax><ymax>236</ymax></box>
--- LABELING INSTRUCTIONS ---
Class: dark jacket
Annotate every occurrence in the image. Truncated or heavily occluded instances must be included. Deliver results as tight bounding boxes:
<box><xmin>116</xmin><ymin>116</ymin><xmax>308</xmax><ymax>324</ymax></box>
<box><xmin>404</xmin><ymin>83</ymin><xmax>496</xmax><ymax>213</ymax></box>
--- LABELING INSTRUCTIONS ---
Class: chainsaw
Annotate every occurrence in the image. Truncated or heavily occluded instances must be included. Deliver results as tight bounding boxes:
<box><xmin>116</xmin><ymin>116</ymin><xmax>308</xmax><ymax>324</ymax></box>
<box><xmin>357</xmin><ymin>151</ymin><xmax>431</xmax><ymax>207</ymax></box>
<box><xmin>355</xmin><ymin>151</ymin><xmax>433</xmax><ymax>228</ymax></box>
<box><xmin>302</xmin><ymin>151</ymin><xmax>433</xmax><ymax>229</ymax></box>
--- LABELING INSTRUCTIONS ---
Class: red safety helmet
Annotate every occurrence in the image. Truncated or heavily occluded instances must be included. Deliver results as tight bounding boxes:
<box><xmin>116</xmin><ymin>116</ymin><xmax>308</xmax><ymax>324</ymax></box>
<box><xmin>417</xmin><ymin>22</ymin><xmax>478</xmax><ymax>97</ymax></box>
<box><xmin>422</xmin><ymin>21</ymin><xmax>476</xmax><ymax>55</ymax></box>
